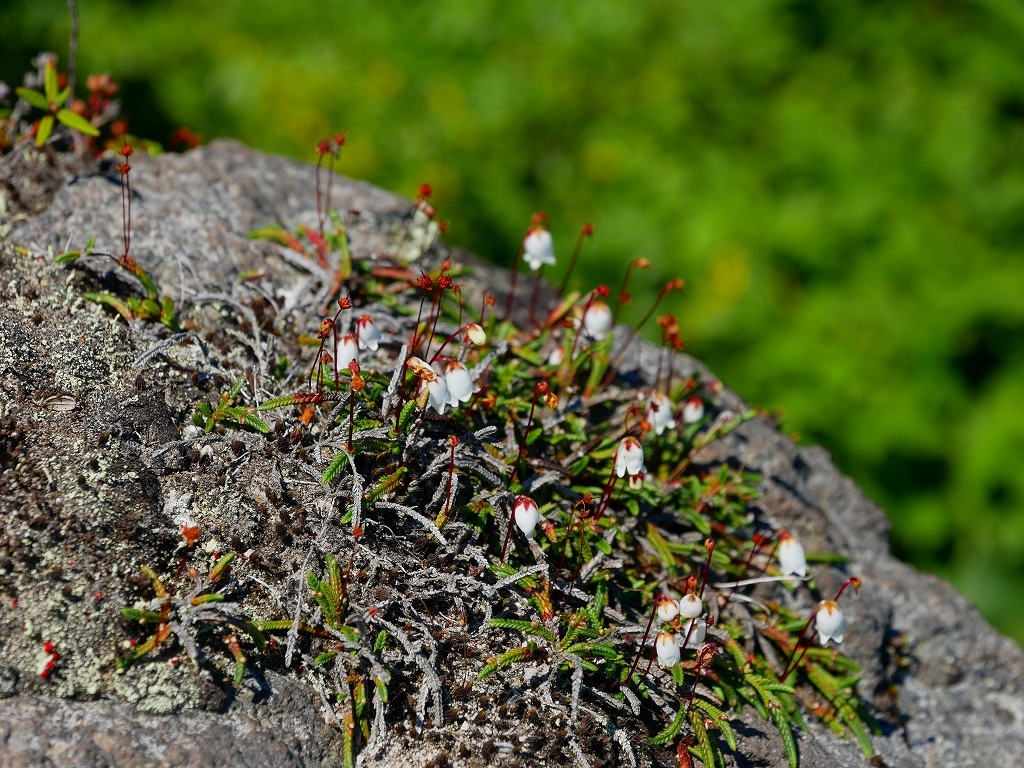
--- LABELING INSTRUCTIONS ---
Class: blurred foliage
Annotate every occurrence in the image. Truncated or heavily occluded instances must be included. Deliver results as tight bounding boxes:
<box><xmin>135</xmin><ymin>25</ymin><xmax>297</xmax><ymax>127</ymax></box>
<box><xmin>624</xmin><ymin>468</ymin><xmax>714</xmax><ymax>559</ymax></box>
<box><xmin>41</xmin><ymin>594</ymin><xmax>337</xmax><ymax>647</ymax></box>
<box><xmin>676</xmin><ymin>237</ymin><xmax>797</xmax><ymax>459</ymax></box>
<box><xmin>4</xmin><ymin>0</ymin><xmax>1024</xmax><ymax>642</ymax></box>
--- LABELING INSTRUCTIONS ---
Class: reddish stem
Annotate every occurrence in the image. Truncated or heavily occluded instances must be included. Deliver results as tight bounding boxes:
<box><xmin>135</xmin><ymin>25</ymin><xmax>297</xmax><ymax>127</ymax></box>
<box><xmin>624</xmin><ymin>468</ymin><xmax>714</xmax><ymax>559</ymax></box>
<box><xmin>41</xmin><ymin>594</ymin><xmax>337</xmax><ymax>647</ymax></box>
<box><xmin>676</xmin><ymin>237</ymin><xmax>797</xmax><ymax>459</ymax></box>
<box><xmin>567</xmin><ymin>288</ymin><xmax>603</xmax><ymax>370</ymax></box>
<box><xmin>628</xmin><ymin>601</ymin><xmax>659</xmax><ymax>681</ymax></box>
<box><xmin>602</xmin><ymin>280</ymin><xmax>683</xmax><ymax>388</ymax></box>
<box><xmin>528</xmin><ymin>266</ymin><xmax>544</xmax><ymax>325</ymax></box>
<box><xmin>613</xmin><ymin>257</ymin><xmax>648</xmax><ymax>323</ymax></box>
<box><xmin>503</xmin><ymin>241</ymin><xmax>526</xmax><ymax>322</ymax></box>
<box><xmin>719</xmin><ymin>534</ymin><xmax>769</xmax><ymax>612</ymax></box>
<box><xmin>558</xmin><ymin>223</ymin><xmax>593</xmax><ymax>295</ymax></box>
<box><xmin>510</xmin><ymin>384</ymin><xmax>546</xmax><ymax>484</ymax></box>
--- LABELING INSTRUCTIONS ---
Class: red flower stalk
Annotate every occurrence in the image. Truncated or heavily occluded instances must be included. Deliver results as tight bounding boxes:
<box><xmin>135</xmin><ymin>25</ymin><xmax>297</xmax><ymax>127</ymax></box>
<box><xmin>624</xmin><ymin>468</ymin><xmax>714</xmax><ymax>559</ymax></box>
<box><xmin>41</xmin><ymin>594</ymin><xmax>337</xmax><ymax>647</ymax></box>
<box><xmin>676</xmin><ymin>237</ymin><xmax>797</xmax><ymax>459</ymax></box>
<box><xmin>439</xmin><ymin>435</ymin><xmax>459</xmax><ymax>526</ymax></box>
<box><xmin>558</xmin><ymin>222</ymin><xmax>594</xmax><ymax>294</ymax></box>
<box><xmin>557</xmin><ymin>494</ymin><xmax>591</xmax><ymax>579</ymax></box>
<box><xmin>421</xmin><ymin>274</ymin><xmax>452</xmax><ymax>360</ymax></box>
<box><xmin>603</xmin><ymin>278</ymin><xmax>684</xmax><ymax>388</ymax></box>
<box><xmin>427</xmin><ymin>319</ymin><xmax>488</xmax><ymax>366</ymax></box>
<box><xmin>627</xmin><ymin>593</ymin><xmax>674</xmax><ymax>681</ymax></box>
<box><xmin>719</xmin><ymin>532</ymin><xmax>770</xmax><ymax>612</ymax></box>
<box><xmin>613</xmin><ymin>257</ymin><xmax>650</xmax><ymax>323</ymax></box>
<box><xmin>511</xmin><ymin>382</ymin><xmax>550</xmax><ymax>484</ymax></box>
<box><xmin>479</xmin><ymin>290</ymin><xmax>495</xmax><ymax>324</ymax></box>
<box><xmin>698</xmin><ymin>537</ymin><xmax>715</xmax><ymax>599</ymax></box>
<box><xmin>309</xmin><ymin>317</ymin><xmax>335</xmax><ymax>391</ymax></box>
<box><xmin>684</xmin><ymin>643</ymin><xmax>720</xmax><ymax>712</ymax></box>
<box><xmin>504</xmin><ymin>212</ymin><xmax>546</xmax><ymax>322</ymax></box>
<box><xmin>566</xmin><ymin>285</ymin><xmax>611</xmax><ymax>373</ymax></box>
<box><xmin>314</xmin><ymin>133</ymin><xmax>344</xmax><ymax>245</ymax></box>
<box><xmin>117</xmin><ymin>141</ymin><xmax>134</xmax><ymax>265</ymax></box>
<box><xmin>409</xmin><ymin>274</ymin><xmax>434</xmax><ymax>351</ymax></box>
<box><xmin>347</xmin><ymin>359</ymin><xmax>364</xmax><ymax>450</ymax></box>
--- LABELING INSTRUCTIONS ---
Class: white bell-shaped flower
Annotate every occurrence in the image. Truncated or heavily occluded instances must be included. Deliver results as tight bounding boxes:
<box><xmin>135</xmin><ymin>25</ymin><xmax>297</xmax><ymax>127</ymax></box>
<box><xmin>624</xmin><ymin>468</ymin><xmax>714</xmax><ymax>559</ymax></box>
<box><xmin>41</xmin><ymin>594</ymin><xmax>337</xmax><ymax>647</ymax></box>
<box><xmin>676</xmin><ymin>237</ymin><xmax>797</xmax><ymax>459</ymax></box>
<box><xmin>444</xmin><ymin>361</ymin><xmax>474</xmax><ymax>406</ymax></box>
<box><xmin>583</xmin><ymin>301</ymin><xmax>613</xmax><ymax>341</ymax></box>
<box><xmin>548</xmin><ymin>345</ymin><xmax>565</xmax><ymax>366</ymax></box>
<box><xmin>644</xmin><ymin>392</ymin><xmax>676</xmax><ymax>436</ymax></box>
<box><xmin>355</xmin><ymin>315</ymin><xmax>382</xmax><ymax>351</ymax></box>
<box><xmin>655</xmin><ymin>631</ymin><xmax>681</xmax><ymax>668</ymax></box>
<box><xmin>523</xmin><ymin>227</ymin><xmax>556</xmax><ymax>271</ymax></box>
<box><xmin>655</xmin><ymin>595</ymin><xmax>680</xmax><ymax>623</ymax></box>
<box><xmin>682</xmin><ymin>396</ymin><xmax>705</xmax><ymax>424</ymax></box>
<box><xmin>678</xmin><ymin>593</ymin><xmax>703</xmax><ymax>619</ymax></box>
<box><xmin>335</xmin><ymin>332</ymin><xmax>358</xmax><ymax>371</ymax></box>
<box><xmin>425</xmin><ymin>375</ymin><xmax>451</xmax><ymax>415</ymax></box>
<box><xmin>683</xmin><ymin>616</ymin><xmax>707</xmax><ymax>647</ymax></box>
<box><xmin>815</xmin><ymin>600</ymin><xmax>846</xmax><ymax>645</ymax></box>
<box><xmin>777</xmin><ymin>530</ymin><xmax>808</xmax><ymax>578</ymax></box>
<box><xmin>513</xmin><ymin>495</ymin><xmax>540</xmax><ymax>538</ymax></box>
<box><xmin>614</xmin><ymin>437</ymin><xmax>646</xmax><ymax>478</ymax></box>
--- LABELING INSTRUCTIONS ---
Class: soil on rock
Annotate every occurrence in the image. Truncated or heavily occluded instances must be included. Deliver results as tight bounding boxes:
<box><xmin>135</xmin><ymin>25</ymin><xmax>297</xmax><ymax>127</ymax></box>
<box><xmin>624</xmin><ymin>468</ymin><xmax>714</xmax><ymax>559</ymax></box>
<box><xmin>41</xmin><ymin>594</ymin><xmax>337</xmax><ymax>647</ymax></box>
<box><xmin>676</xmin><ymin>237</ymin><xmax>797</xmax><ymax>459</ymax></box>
<box><xmin>0</xmin><ymin>140</ymin><xmax>1021</xmax><ymax>768</ymax></box>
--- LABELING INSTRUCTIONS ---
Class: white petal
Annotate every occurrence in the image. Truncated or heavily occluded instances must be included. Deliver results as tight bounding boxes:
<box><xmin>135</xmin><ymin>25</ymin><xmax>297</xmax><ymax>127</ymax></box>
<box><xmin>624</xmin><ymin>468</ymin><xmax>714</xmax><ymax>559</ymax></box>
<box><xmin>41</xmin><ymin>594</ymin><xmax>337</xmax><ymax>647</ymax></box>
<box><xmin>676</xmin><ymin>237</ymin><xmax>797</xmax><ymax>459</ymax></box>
<box><xmin>678</xmin><ymin>594</ymin><xmax>702</xmax><ymax>619</ymax></box>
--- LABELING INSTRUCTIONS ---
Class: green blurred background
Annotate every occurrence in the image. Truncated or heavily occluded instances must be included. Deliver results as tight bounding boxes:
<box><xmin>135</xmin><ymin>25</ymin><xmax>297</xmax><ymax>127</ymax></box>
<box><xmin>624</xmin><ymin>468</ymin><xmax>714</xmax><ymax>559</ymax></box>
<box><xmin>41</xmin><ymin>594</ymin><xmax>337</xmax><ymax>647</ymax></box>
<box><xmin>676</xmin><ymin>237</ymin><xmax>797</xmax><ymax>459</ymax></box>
<box><xmin>4</xmin><ymin>0</ymin><xmax>1024</xmax><ymax>642</ymax></box>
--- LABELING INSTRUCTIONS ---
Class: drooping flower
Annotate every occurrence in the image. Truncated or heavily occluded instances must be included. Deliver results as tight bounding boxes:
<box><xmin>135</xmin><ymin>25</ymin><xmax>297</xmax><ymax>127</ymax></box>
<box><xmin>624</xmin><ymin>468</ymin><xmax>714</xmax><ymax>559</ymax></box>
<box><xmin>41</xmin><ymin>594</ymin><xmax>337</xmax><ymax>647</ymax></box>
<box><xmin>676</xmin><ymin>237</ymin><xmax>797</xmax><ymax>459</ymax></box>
<box><xmin>678</xmin><ymin>593</ymin><xmax>703</xmax><ymax>619</ymax></box>
<box><xmin>548</xmin><ymin>345</ymin><xmax>565</xmax><ymax>366</ymax></box>
<box><xmin>644</xmin><ymin>392</ymin><xmax>676</xmax><ymax>436</ymax></box>
<box><xmin>408</xmin><ymin>359</ymin><xmax>451</xmax><ymax>415</ymax></box>
<box><xmin>335</xmin><ymin>332</ymin><xmax>358</xmax><ymax>370</ymax></box>
<box><xmin>355</xmin><ymin>315</ymin><xmax>382</xmax><ymax>351</ymax></box>
<box><xmin>464</xmin><ymin>323</ymin><xmax>487</xmax><ymax>346</ymax></box>
<box><xmin>814</xmin><ymin>600</ymin><xmax>846</xmax><ymax>645</ymax></box>
<box><xmin>683</xmin><ymin>616</ymin><xmax>707</xmax><ymax>647</ymax></box>
<box><xmin>655</xmin><ymin>595</ymin><xmax>680</xmax><ymax>623</ymax></box>
<box><xmin>614</xmin><ymin>436</ymin><xmax>646</xmax><ymax>478</ymax></box>
<box><xmin>655</xmin><ymin>631</ymin><xmax>681</xmax><ymax>668</ymax></box>
<box><xmin>523</xmin><ymin>225</ymin><xmax>556</xmax><ymax>271</ymax></box>
<box><xmin>444</xmin><ymin>361</ymin><xmax>474</xmax><ymax>406</ymax></box>
<box><xmin>583</xmin><ymin>300</ymin><xmax>613</xmax><ymax>341</ymax></box>
<box><xmin>777</xmin><ymin>530</ymin><xmax>807</xmax><ymax>578</ymax></box>
<box><xmin>513</xmin><ymin>495</ymin><xmax>540</xmax><ymax>538</ymax></box>
<box><xmin>682</xmin><ymin>396</ymin><xmax>705</xmax><ymax>424</ymax></box>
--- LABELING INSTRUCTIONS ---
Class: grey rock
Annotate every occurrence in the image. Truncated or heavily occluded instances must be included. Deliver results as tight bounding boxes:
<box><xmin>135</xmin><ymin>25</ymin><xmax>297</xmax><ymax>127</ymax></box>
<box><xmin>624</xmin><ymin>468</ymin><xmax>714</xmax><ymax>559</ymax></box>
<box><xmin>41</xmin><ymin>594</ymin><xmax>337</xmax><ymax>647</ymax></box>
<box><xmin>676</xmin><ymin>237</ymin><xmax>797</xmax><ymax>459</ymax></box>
<box><xmin>0</xmin><ymin>139</ymin><xmax>1021</xmax><ymax>767</ymax></box>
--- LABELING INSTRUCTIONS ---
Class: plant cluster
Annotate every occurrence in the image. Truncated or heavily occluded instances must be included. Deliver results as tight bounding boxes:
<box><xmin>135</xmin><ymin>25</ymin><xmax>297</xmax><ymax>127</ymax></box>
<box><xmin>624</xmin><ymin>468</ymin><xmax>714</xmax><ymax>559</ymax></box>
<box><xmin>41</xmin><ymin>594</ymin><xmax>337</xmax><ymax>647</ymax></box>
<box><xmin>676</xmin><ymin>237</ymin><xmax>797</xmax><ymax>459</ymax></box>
<box><xmin>221</xmin><ymin>165</ymin><xmax>876</xmax><ymax>765</ymax></box>
<box><xmin>12</xmin><ymin>44</ymin><xmax>879</xmax><ymax>762</ymax></box>
<box><xmin>9</xmin><ymin>0</ymin><xmax>1021</xmax><ymax>639</ymax></box>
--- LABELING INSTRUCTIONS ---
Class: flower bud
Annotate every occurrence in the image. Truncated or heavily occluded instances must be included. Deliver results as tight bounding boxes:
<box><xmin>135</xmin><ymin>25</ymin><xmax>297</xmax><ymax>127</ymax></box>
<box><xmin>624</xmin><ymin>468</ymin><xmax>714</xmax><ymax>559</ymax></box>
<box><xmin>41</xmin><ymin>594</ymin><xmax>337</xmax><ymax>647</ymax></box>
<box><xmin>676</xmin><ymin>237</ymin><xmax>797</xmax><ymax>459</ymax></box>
<box><xmin>678</xmin><ymin>593</ymin><xmax>702</xmax><ymax>619</ymax></box>
<box><xmin>513</xmin><ymin>495</ymin><xmax>540</xmax><ymax>538</ymax></box>
<box><xmin>465</xmin><ymin>323</ymin><xmax>487</xmax><ymax>346</ymax></box>
<box><xmin>655</xmin><ymin>595</ymin><xmax>680</xmax><ymax>623</ymax></box>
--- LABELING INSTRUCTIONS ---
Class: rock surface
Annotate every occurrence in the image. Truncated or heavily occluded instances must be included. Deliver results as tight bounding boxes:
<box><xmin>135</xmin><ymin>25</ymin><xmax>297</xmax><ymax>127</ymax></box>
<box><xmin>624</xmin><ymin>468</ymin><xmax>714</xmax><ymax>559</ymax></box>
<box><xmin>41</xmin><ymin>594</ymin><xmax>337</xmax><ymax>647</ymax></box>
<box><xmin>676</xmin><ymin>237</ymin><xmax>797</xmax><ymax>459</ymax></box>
<box><xmin>1</xmin><ymin>140</ymin><xmax>1022</xmax><ymax>767</ymax></box>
